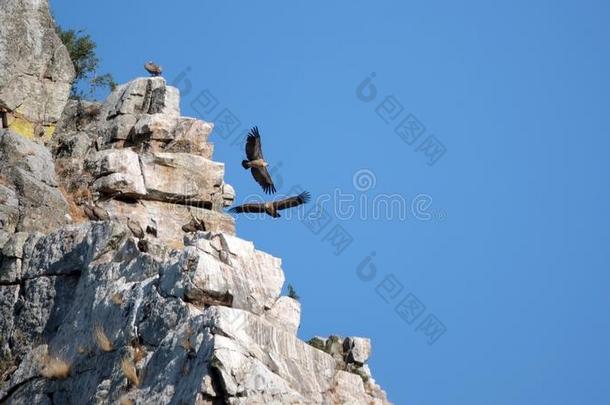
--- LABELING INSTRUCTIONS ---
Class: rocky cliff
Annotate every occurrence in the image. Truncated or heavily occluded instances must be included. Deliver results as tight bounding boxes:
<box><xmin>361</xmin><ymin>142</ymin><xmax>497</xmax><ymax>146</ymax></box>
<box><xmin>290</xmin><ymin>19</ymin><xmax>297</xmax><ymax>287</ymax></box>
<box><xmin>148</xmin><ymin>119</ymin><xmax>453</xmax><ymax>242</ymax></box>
<box><xmin>0</xmin><ymin>0</ymin><xmax>75</xmax><ymax>139</ymax></box>
<box><xmin>0</xmin><ymin>1</ymin><xmax>392</xmax><ymax>404</ymax></box>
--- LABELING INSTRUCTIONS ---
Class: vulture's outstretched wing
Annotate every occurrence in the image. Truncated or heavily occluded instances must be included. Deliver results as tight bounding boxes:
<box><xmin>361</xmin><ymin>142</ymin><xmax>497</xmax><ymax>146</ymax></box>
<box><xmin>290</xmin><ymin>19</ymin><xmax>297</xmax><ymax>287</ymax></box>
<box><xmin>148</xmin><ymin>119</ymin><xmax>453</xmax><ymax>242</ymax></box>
<box><xmin>251</xmin><ymin>167</ymin><xmax>276</xmax><ymax>194</ymax></box>
<box><xmin>229</xmin><ymin>202</ymin><xmax>266</xmax><ymax>214</ymax></box>
<box><xmin>274</xmin><ymin>191</ymin><xmax>311</xmax><ymax>211</ymax></box>
<box><xmin>245</xmin><ymin>126</ymin><xmax>264</xmax><ymax>160</ymax></box>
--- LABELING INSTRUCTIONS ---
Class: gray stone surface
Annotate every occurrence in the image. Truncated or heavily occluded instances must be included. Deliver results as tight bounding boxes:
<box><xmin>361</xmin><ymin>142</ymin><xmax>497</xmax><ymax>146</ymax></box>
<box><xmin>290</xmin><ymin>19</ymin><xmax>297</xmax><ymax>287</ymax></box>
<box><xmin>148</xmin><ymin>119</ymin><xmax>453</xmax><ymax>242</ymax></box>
<box><xmin>0</xmin><ymin>13</ymin><xmax>391</xmax><ymax>400</ymax></box>
<box><xmin>264</xmin><ymin>296</ymin><xmax>301</xmax><ymax>335</ymax></box>
<box><xmin>54</xmin><ymin>100</ymin><xmax>102</xmax><ymax>135</ymax></box>
<box><xmin>165</xmin><ymin>117</ymin><xmax>214</xmax><ymax>157</ymax></box>
<box><xmin>0</xmin><ymin>221</ymin><xmax>391</xmax><ymax>404</ymax></box>
<box><xmin>49</xmin><ymin>77</ymin><xmax>237</xmax><ymax>243</ymax></box>
<box><xmin>0</xmin><ymin>0</ymin><xmax>74</xmax><ymax>125</ymax></box>
<box><xmin>0</xmin><ymin>130</ymin><xmax>58</xmax><ymax>187</ymax></box>
<box><xmin>0</xmin><ymin>185</ymin><xmax>19</xmax><ymax>248</ymax></box>
<box><xmin>88</xmin><ymin>149</ymin><xmax>147</xmax><ymax>196</ymax></box>
<box><xmin>140</xmin><ymin>152</ymin><xmax>225</xmax><ymax>206</ymax></box>
<box><xmin>0</xmin><ymin>130</ymin><xmax>70</xmax><ymax>234</ymax></box>
<box><xmin>98</xmin><ymin>77</ymin><xmax>179</xmax><ymax>145</ymax></box>
<box><xmin>344</xmin><ymin>336</ymin><xmax>372</xmax><ymax>365</ymax></box>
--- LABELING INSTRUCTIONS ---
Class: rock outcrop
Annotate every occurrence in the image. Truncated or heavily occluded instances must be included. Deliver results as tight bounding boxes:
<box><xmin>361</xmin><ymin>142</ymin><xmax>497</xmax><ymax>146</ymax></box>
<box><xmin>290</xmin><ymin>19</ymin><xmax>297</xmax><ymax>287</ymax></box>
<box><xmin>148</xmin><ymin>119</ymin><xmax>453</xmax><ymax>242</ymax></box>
<box><xmin>0</xmin><ymin>1</ymin><xmax>392</xmax><ymax>403</ymax></box>
<box><xmin>0</xmin><ymin>0</ymin><xmax>75</xmax><ymax>139</ymax></box>
<box><xmin>0</xmin><ymin>220</ymin><xmax>390</xmax><ymax>404</ymax></box>
<box><xmin>0</xmin><ymin>129</ymin><xmax>71</xmax><ymax>240</ymax></box>
<box><xmin>52</xmin><ymin>77</ymin><xmax>236</xmax><ymax>249</ymax></box>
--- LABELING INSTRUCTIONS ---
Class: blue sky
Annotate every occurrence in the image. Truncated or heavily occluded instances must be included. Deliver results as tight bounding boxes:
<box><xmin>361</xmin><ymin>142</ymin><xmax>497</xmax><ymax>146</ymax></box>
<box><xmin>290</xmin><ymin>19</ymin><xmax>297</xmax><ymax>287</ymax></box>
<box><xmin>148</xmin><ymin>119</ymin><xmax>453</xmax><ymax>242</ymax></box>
<box><xmin>52</xmin><ymin>1</ymin><xmax>610</xmax><ymax>404</ymax></box>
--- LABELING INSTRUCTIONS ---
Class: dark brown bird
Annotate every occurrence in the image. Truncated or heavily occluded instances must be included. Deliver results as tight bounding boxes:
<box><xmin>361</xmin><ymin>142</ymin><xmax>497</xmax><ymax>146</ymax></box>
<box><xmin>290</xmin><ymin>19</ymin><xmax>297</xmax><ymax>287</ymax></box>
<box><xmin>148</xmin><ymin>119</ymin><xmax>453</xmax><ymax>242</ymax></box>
<box><xmin>181</xmin><ymin>217</ymin><xmax>206</xmax><ymax>233</ymax></box>
<box><xmin>241</xmin><ymin>126</ymin><xmax>276</xmax><ymax>194</ymax></box>
<box><xmin>127</xmin><ymin>218</ymin><xmax>145</xmax><ymax>239</ymax></box>
<box><xmin>83</xmin><ymin>205</ymin><xmax>95</xmax><ymax>220</ymax></box>
<box><xmin>84</xmin><ymin>203</ymin><xmax>110</xmax><ymax>221</ymax></box>
<box><xmin>144</xmin><ymin>61</ymin><xmax>162</xmax><ymax>77</ymax></box>
<box><xmin>146</xmin><ymin>225</ymin><xmax>158</xmax><ymax>238</ymax></box>
<box><xmin>137</xmin><ymin>240</ymin><xmax>149</xmax><ymax>253</ymax></box>
<box><xmin>229</xmin><ymin>191</ymin><xmax>311</xmax><ymax>218</ymax></box>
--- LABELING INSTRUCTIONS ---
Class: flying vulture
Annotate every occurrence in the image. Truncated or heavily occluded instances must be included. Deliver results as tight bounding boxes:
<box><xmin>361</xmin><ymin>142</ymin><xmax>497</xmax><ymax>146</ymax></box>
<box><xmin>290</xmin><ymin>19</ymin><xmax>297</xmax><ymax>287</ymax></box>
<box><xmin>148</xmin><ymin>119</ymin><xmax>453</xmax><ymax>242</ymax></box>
<box><xmin>229</xmin><ymin>191</ymin><xmax>311</xmax><ymax>218</ymax></box>
<box><xmin>242</xmin><ymin>126</ymin><xmax>276</xmax><ymax>194</ymax></box>
<box><xmin>144</xmin><ymin>61</ymin><xmax>163</xmax><ymax>77</ymax></box>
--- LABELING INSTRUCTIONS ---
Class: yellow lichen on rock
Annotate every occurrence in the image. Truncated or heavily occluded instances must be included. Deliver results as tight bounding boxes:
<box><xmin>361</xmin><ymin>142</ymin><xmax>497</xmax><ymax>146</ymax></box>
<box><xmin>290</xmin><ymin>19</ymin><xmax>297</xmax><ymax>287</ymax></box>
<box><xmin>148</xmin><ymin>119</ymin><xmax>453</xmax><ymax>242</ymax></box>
<box><xmin>6</xmin><ymin>114</ymin><xmax>56</xmax><ymax>140</ymax></box>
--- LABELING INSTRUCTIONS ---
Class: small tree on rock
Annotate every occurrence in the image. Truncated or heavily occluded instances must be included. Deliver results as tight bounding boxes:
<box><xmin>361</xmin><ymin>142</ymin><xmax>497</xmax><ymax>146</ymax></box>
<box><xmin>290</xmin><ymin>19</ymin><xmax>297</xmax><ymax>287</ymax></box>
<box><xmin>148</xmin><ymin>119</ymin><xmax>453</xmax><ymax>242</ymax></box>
<box><xmin>287</xmin><ymin>284</ymin><xmax>300</xmax><ymax>301</ymax></box>
<box><xmin>55</xmin><ymin>24</ymin><xmax>116</xmax><ymax>99</ymax></box>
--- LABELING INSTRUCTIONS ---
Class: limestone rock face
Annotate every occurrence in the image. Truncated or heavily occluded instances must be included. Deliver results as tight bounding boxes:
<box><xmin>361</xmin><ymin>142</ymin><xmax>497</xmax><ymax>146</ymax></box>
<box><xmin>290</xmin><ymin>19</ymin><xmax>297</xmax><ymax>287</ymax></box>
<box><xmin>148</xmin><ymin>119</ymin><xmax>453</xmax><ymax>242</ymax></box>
<box><xmin>50</xmin><ymin>76</ymin><xmax>236</xmax><ymax>247</ymax></box>
<box><xmin>0</xmin><ymin>0</ymin><xmax>75</xmax><ymax>138</ymax></box>
<box><xmin>88</xmin><ymin>149</ymin><xmax>147</xmax><ymax>196</ymax></box>
<box><xmin>0</xmin><ymin>130</ymin><xmax>70</xmax><ymax>235</ymax></box>
<box><xmin>139</xmin><ymin>152</ymin><xmax>225</xmax><ymax>207</ymax></box>
<box><xmin>264</xmin><ymin>296</ymin><xmax>302</xmax><ymax>335</ymax></box>
<box><xmin>0</xmin><ymin>7</ymin><xmax>392</xmax><ymax>399</ymax></box>
<box><xmin>0</xmin><ymin>222</ymin><xmax>390</xmax><ymax>404</ymax></box>
<box><xmin>98</xmin><ymin>77</ymin><xmax>180</xmax><ymax>146</ymax></box>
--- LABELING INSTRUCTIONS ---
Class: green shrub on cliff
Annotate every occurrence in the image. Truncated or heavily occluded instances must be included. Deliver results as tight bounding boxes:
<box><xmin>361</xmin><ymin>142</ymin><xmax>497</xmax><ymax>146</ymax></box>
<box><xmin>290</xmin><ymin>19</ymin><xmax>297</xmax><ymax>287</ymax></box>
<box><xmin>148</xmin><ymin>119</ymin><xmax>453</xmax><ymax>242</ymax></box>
<box><xmin>287</xmin><ymin>284</ymin><xmax>300</xmax><ymax>301</ymax></box>
<box><xmin>55</xmin><ymin>24</ymin><xmax>116</xmax><ymax>100</ymax></box>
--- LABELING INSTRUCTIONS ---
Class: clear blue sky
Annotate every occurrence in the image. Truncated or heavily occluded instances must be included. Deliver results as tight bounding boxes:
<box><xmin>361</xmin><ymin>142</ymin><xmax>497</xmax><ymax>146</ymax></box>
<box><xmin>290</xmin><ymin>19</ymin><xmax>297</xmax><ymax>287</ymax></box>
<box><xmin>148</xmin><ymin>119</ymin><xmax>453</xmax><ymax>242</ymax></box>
<box><xmin>52</xmin><ymin>1</ymin><xmax>610</xmax><ymax>404</ymax></box>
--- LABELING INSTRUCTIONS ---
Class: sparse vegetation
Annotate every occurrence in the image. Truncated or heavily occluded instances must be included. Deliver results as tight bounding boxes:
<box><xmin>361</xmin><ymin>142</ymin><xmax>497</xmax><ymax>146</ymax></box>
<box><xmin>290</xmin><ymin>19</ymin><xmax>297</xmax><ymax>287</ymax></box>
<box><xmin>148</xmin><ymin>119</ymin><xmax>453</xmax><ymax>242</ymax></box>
<box><xmin>54</xmin><ymin>158</ymin><xmax>93</xmax><ymax>224</ymax></box>
<box><xmin>287</xmin><ymin>284</ymin><xmax>300</xmax><ymax>301</ymax></box>
<box><xmin>121</xmin><ymin>356</ymin><xmax>140</xmax><ymax>387</ymax></box>
<box><xmin>351</xmin><ymin>365</ymin><xmax>371</xmax><ymax>384</ymax></box>
<box><xmin>54</xmin><ymin>24</ymin><xmax>116</xmax><ymax>99</ymax></box>
<box><xmin>58</xmin><ymin>184</ymin><xmax>87</xmax><ymax>223</ymax></box>
<box><xmin>93</xmin><ymin>324</ymin><xmax>113</xmax><ymax>352</ymax></box>
<box><xmin>40</xmin><ymin>355</ymin><xmax>70</xmax><ymax>379</ymax></box>
<box><xmin>307</xmin><ymin>337</ymin><xmax>326</xmax><ymax>352</ymax></box>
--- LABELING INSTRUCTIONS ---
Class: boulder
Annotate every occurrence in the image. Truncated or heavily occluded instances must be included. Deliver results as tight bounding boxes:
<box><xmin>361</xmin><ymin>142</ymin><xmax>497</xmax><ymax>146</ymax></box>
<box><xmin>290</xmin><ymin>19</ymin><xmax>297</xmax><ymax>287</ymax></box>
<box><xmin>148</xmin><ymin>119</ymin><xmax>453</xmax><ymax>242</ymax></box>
<box><xmin>0</xmin><ymin>130</ymin><xmax>59</xmax><ymax>187</ymax></box>
<box><xmin>133</xmin><ymin>114</ymin><xmax>178</xmax><ymax>141</ymax></box>
<box><xmin>88</xmin><ymin>149</ymin><xmax>146</xmax><ymax>196</ymax></box>
<box><xmin>264</xmin><ymin>296</ymin><xmax>301</xmax><ymax>335</ymax></box>
<box><xmin>344</xmin><ymin>336</ymin><xmax>372</xmax><ymax>365</ymax></box>
<box><xmin>98</xmin><ymin>77</ymin><xmax>179</xmax><ymax>145</ymax></box>
<box><xmin>160</xmin><ymin>232</ymin><xmax>284</xmax><ymax>315</ymax></box>
<box><xmin>164</xmin><ymin>117</ymin><xmax>214</xmax><ymax>157</ymax></box>
<box><xmin>140</xmin><ymin>152</ymin><xmax>225</xmax><ymax>206</ymax></box>
<box><xmin>54</xmin><ymin>99</ymin><xmax>101</xmax><ymax>136</ymax></box>
<box><xmin>0</xmin><ymin>130</ymin><xmax>70</xmax><ymax>234</ymax></box>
